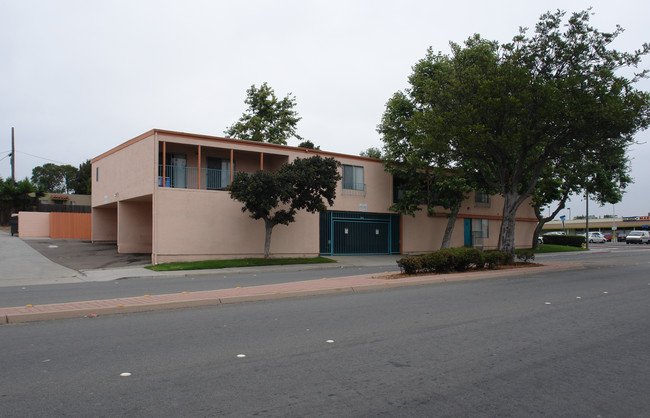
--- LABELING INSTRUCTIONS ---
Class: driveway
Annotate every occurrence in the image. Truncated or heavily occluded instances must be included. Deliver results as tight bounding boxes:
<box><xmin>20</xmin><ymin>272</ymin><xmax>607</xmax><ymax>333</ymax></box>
<box><xmin>21</xmin><ymin>237</ymin><xmax>150</xmax><ymax>270</ymax></box>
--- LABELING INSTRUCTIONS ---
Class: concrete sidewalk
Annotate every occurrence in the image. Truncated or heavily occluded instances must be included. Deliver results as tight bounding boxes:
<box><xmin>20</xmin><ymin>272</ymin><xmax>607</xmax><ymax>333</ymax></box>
<box><xmin>0</xmin><ymin>230</ymin><xmax>81</xmax><ymax>286</ymax></box>
<box><xmin>0</xmin><ymin>230</ymin><xmax>402</xmax><ymax>286</ymax></box>
<box><xmin>0</xmin><ymin>262</ymin><xmax>581</xmax><ymax>324</ymax></box>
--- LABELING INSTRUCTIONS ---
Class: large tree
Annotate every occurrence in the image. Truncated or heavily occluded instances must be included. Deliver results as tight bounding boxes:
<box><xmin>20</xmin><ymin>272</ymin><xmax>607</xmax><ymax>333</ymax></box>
<box><xmin>227</xmin><ymin>156</ymin><xmax>341</xmax><ymax>258</ymax></box>
<box><xmin>70</xmin><ymin>159</ymin><xmax>92</xmax><ymax>195</ymax></box>
<box><xmin>31</xmin><ymin>163</ymin><xmax>78</xmax><ymax>193</ymax></box>
<box><xmin>379</xmin><ymin>92</ymin><xmax>472</xmax><ymax>249</ymax></box>
<box><xmin>379</xmin><ymin>9</ymin><xmax>649</xmax><ymax>254</ymax></box>
<box><xmin>225</xmin><ymin>82</ymin><xmax>303</xmax><ymax>145</ymax></box>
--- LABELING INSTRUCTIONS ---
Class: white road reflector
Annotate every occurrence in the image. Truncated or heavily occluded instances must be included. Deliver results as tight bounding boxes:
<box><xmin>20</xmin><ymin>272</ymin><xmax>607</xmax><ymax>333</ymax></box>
<box><xmin>120</xmin><ymin>372</ymin><xmax>132</xmax><ymax>377</ymax></box>
<box><xmin>236</xmin><ymin>354</ymin><xmax>246</xmax><ymax>358</ymax></box>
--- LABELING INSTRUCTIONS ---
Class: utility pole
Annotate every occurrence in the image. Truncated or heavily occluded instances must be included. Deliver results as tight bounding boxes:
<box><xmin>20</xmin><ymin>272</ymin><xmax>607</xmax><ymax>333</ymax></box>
<box><xmin>10</xmin><ymin>127</ymin><xmax>16</xmax><ymax>182</ymax></box>
<box><xmin>585</xmin><ymin>189</ymin><xmax>589</xmax><ymax>250</ymax></box>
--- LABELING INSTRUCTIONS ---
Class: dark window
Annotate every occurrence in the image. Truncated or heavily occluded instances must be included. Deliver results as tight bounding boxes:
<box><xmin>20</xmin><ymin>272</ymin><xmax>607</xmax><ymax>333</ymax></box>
<box><xmin>343</xmin><ymin>165</ymin><xmax>364</xmax><ymax>190</ymax></box>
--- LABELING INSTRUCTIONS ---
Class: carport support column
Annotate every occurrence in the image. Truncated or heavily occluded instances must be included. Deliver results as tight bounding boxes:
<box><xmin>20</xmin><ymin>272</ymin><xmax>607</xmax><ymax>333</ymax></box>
<box><xmin>116</xmin><ymin>199</ymin><xmax>122</xmax><ymax>253</ymax></box>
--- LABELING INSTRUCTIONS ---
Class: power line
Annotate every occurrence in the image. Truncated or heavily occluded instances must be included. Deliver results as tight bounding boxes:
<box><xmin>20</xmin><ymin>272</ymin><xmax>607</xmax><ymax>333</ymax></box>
<box><xmin>16</xmin><ymin>150</ymin><xmax>69</xmax><ymax>165</ymax></box>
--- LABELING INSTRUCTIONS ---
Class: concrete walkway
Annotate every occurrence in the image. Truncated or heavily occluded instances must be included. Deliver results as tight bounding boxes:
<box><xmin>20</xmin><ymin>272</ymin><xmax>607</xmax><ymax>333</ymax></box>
<box><xmin>0</xmin><ymin>231</ymin><xmax>80</xmax><ymax>286</ymax></box>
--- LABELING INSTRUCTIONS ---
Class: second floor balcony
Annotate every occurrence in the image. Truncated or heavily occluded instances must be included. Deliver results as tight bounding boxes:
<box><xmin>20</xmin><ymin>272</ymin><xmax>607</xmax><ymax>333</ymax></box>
<box><xmin>158</xmin><ymin>165</ymin><xmax>239</xmax><ymax>190</ymax></box>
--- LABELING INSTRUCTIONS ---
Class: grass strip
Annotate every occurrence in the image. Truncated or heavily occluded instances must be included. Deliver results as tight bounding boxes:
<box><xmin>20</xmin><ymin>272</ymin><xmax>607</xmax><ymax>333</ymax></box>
<box><xmin>147</xmin><ymin>257</ymin><xmax>336</xmax><ymax>271</ymax></box>
<box><xmin>517</xmin><ymin>244</ymin><xmax>587</xmax><ymax>254</ymax></box>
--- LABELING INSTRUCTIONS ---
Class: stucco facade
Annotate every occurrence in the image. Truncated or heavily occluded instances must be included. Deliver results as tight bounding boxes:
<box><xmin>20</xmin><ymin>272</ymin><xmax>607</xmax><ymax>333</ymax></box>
<box><xmin>91</xmin><ymin>129</ymin><xmax>537</xmax><ymax>264</ymax></box>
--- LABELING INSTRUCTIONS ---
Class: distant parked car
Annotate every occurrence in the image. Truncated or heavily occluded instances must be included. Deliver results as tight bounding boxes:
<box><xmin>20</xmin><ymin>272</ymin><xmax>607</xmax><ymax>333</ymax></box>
<box><xmin>603</xmin><ymin>233</ymin><xmax>613</xmax><ymax>241</ymax></box>
<box><xmin>543</xmin><ymin>231</ymin><xmax>566</xmax><ymax>236</ymax></box>
<box><xmin>617</xmin><ymin>233</ymin><xmax>627</xmax><ymax>242</ymax></box>
<box><xmin>625</xmin><ymin>231</ymin><xmax>650</xmax><ymax>244</ymax></box>
<box><xmin>538</xmin><ymin>236</ymin><xmax>544</xmax><ymax>244</ymax></box>
<box><xmin>579</xmin><ymin>232</ymin><xmax>607</xmax><ymax>243</ymax></box>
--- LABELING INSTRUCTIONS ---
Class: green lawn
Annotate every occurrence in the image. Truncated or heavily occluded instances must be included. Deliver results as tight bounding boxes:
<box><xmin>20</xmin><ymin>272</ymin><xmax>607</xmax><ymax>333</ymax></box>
<box><xmin>517</xmin><ymin>244</ymin><xmax>587</xmax><ymax>254</ymax></box>
<box><xmin>146</xmin><ymin>256</ymin><xmax>336</xmax><ymax>272</ymax></box>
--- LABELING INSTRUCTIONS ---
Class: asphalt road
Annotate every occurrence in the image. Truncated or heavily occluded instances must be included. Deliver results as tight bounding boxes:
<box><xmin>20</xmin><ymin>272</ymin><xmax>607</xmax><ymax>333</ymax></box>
<box><xmin>1</xmin><ymin>250</ymin><xmax>648</xmax><ymax>416</ymax></box>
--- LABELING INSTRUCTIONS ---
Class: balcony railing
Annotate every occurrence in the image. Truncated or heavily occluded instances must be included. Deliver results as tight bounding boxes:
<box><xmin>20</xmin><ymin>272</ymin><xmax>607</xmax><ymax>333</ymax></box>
<box><xmin>158</xmin><ymin>165</ymin><xmax>236</xmax><ymax>190</ymax></box>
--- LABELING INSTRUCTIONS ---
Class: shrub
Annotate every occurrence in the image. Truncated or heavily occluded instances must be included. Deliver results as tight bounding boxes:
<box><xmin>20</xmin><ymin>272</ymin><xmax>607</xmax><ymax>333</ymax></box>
<box><xmin>440</xmin><ymin>247</ymin><xmax>482</xmax><ymax>271</ymax></box>
<box><xmin>397</xmin><ymin>248</ymin><xmax>516</xmax><ymax>275</ymax></box>
<box><xmin>501</xmin><ymin>251</ymin><xmax>515</xmax><ymax>265</ymax></box>
<box><xmin>419</xmin><ymin>252</ymin><xmax>441</xmax><ymax>273</ymax></box>
<box><xmin>397</xmin><ymin>256</ymin><xmax>422</xmax><ymax>275</ymax></box>
<box><xmin>481</xmin><ymin>251</ymin><xmax>503</xmax><ymax>269</ymax></box>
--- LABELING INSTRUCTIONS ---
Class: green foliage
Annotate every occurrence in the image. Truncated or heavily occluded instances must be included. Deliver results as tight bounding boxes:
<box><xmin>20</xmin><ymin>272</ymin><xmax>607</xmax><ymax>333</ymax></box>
<box><xmin>481</xmin><ymin>251</ymin><xmax>505</xmax><ymax>269</ymax></box>
<box><xmin>542</xmin><ymin>235</ymin><xmax>585</xmax><ymax>247</ymax></box>
<box><xmin>227</xmin><ymin>156</ymin><xmax>341</xmax><ymax>258</ymax></box>
<box><xmin>147</xmin><ymin>257</ymin><xmax>336</xmax><ymax>271</ymax></box>
<box><xmin>380</xmin><ymin>10</ymin><xmax>650</xmax><ymax>255</ymax></box>
<box><xmin>446</xmin><ymin>247</ymin><xmax>482</xmax><ymax>271</ymax></box>
<box><xmin>70</xmin><ymin>159</ymin><xmax>92</xmax><ymax>194</ymax></box>
<box><xmin>31</xmin><ymin>163</ymin><xmax>78</xmax><ymax>193</ymax></box>
<box><xmin>359</xmin><ymin>147</ymin><xmax>382</xmax><ymax>159</ymax></box>
<box><xmin>0</xmin><ymin>177</ymin><xmax>40</xmax><ymax>224</ymax></box>
<box><xmin>397</xmin><ymin>247</ymin><xmax>510</xmax><ymax>275</ymax></box>
<box><xmin>396</xmin><ymin>255</ymin><xmax>422</xmax><ymax>275</ymax></box>
<box><xmin>225</xmin><ymin>82</ymin><xmax>303</xmax><ymax>145</ymax></box>
<box><xmin>298</xmin><ymin>140</ymin><xmax>320</xmax><ymax>150</ymax></box>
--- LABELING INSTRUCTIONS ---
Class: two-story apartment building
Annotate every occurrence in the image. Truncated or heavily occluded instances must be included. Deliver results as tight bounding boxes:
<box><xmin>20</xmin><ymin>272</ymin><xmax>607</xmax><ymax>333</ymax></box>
<box><xmin>91</xmin><ymin>129</ymin><xmax>537</xmax><ymax>264</ymax></box>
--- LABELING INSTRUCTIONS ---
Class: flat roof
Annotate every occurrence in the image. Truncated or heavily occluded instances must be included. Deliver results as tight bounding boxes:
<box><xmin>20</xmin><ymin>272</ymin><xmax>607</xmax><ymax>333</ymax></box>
<box><xmin>92</xmin><ymin>129</ymin><xmax>381</xmax><ymax>164</ymax></box>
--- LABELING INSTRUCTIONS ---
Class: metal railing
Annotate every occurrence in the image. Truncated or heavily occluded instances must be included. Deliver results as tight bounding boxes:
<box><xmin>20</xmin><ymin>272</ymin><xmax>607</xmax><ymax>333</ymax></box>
<box><xmin>342</xmin><ymin>182</ymin><xmax>366</xmax><ymax>197</ymax></box>
<box><xmin>158</xmin><ymin>165</ymin><xmax>235</xmax><ymax>190</ymax></box>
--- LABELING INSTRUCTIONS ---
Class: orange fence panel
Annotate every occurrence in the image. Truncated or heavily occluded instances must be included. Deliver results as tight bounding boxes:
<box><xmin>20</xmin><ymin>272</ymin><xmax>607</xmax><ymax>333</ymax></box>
<box><xmin>49</xmin><ymin>213</ymin><xmax>92</xmax><ymax>239</ymax></box>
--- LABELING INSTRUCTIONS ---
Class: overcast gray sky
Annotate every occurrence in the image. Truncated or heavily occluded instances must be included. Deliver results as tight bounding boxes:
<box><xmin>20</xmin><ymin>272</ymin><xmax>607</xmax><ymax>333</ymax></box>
<box><xmin>1</xmin><ymin>0</ymin><xmax>648</xmax><ymax>218</ymax></box>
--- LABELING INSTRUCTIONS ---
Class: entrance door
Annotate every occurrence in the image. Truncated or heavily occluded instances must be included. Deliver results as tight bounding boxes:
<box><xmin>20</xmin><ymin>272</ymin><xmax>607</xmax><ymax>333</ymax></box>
<box><xmin>464</xmin><ymin>218</ymin><xmax>473</xmax><ymax>247</ymax></box>
<box><xmin>171</xmin><ymin>154</ymin><xmax>187</xmax><ymax>188</ymax></box>
<box><xmin>206</xmin><ymin>157</ymin><xmax>232</xmax><ymax>190</ymax></box>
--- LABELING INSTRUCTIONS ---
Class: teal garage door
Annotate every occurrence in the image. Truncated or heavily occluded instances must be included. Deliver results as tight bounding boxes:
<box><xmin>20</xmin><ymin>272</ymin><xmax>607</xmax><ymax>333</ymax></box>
<box><xmin>320</xmin><ymin>211</ymin><xmax>400</xmax><ymax>255</ymax></box>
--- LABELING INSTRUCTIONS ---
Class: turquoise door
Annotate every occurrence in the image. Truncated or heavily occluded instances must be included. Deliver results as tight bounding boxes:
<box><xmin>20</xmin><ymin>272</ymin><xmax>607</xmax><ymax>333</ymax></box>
<box><xmin>464</xmin><ymin>218</ymin><xmax>473</xmax><ymax>247</ymax></box>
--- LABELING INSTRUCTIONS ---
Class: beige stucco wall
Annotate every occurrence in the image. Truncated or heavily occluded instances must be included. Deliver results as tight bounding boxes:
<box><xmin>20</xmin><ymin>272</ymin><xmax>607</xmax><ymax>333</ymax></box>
<box><xmin>92</xmin><ymin>206</ymin><xmax>117</xmax><ymax>242</ymax></box>
<box><xmin>401</xmin><ymin>192</ymin><xmax>538</xmax><ymax>253</ymax></box>
<box><xmin>18</xmin><ymin>212</ymin><xmax>50</xmax><ymax>238</ymax></box>
<box><xmin>92</xmin><ymin>134</ymin><xmax>155</xmax><ymax>207</ymax></box>
<box><xmin>118</xmin><ymin>200</ymin><xmax>152</xmax><ymax>254</ymax></box>
<box><xmin>153</xmin><ymin>188</ymin><xmax>318</xmax><ymax>262</ymax></box>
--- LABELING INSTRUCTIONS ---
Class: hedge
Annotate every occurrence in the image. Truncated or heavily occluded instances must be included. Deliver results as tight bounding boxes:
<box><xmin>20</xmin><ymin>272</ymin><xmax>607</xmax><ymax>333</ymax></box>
<box><xmin>542</xmin><ymin>234</ymin><xmax>585</xmax><ymax>247</ymax></box>
<box><xmin>397</xmin><ymin>247</ymin><xmax>516</xmax><ymax>275</ymax></box>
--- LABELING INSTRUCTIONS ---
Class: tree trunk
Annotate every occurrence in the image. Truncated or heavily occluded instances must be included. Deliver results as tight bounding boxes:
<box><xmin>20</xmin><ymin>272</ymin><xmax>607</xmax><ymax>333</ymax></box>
<box><xmin>532</xmin><ymin>220</ymin><xmax>545</xmax><ymax>250</ymax></box>
<box><xmin>440</xmin><ymin>206</ymin><xmax>460</xmax><ymax>249</ymax></box>
<box><xmin>498</xmin><ymin>190</ymin><xmax>520</xmax><ymax>255</ymax></box>
<box><xmin>263</xmin><ymin>218</ymin><xmax>274</xmax><ymax>259</ymax></box>
<box><xmin>532</xmin><ymin>199</ymin><xmax>567</xmax><ymax>249</ymax></box>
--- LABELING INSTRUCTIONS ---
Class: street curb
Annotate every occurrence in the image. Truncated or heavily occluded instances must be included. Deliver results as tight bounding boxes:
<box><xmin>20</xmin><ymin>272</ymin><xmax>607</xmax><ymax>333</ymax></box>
<box><xmin>0</xmin><ymin>262</ymin><xmax>582</xmax><ymax>324</ymax></box>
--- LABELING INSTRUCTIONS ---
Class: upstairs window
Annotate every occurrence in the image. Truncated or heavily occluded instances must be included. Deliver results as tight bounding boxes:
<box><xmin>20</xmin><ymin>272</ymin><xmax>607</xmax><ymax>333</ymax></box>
<box><xmin>343</xmin><ymin>165</ymin><xmax>364</xmax><ymax>191</ymax></box>
<box><xmin>475</xmin><ymin>191</ymin><xmax>490</xmax><ymax>207</ymax></box>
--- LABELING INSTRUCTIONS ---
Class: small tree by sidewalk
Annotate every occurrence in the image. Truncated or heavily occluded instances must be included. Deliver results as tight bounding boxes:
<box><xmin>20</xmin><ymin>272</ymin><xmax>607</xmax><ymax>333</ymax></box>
<box><xmin>227</xmin><ymin>156</ymin><xmax>341</xmax><ymax>258</ymax></box>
